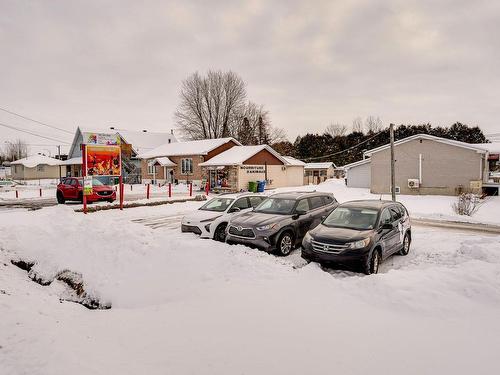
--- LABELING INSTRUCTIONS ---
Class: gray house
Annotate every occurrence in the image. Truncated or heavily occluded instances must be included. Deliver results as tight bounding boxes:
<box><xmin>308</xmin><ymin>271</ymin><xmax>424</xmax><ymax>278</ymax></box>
<box><xmin>346</xmin><ymin>134</ymin><xmax>494</xmax><ymax>196</ymax></box>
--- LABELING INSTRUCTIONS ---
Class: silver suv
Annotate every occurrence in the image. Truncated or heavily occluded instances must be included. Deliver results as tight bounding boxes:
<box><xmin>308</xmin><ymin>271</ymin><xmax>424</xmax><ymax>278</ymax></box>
<box><xmin>225</xmin><ymin>191</ymin><xmax>338</xmax><ymax>255</ymax></box>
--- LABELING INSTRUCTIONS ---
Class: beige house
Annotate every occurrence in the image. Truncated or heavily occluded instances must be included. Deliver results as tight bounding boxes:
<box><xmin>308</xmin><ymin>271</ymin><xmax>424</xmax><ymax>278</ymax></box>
<box><xmin>304</xmin><ymin>162</ymin><xmax>335</xmax><ymax>184</ymax></box>
<box><xmin>357</xmin><ymin>134</ymin><xmax>490</xmax><ymax>195</ymax></box>
<box><xmin>199</xmin><ymin>145</ymin><xmax>305</xmax><ymax>191</ymax></box>
<box><xmin>10</xmin><ymin>155</ymin><xmax>63</xmax><ymax>181</ymax></box>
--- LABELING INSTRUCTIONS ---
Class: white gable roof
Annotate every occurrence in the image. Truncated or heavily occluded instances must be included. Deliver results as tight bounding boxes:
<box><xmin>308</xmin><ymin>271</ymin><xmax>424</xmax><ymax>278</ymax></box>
<box><xmin>152</xmin><ymin>157</ymin><xmax>177</xmax><ymax>167</ymax></box>
<box><xmin>304</xmin><ymin>162</ymin><xmax>334</xmax><ymax>170</ymax></box>
<box><xmin>282</xmin><ymin>156</ymin><xmax>306</xmax><ymax>166</ymax></box>
<box><xmin>11</xmin><ymin>154</ymin><xmax>62</xmax><ymax>168</ymax></box>
<box><xmin>138</xmin><ymin>137</ymin><xmax>241</xmax><ymax>159</ymax></box>
<box><xmin>342</xmin><ymin>158</ymin><xmax>371</xmax><ymax>170</ymax></box>
<box><xmin>364</xmin><ymin>134</ymin><xmax>487</xmax><ymax>157</ymax></box>
<box><xmin>199</xmin><ymin>145</ymin><xmax>287</xmax><ymax>166</ymax></box>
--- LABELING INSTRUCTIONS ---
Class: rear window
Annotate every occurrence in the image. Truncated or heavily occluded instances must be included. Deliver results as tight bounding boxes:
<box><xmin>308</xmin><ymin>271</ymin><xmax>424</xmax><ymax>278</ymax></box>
<box><xmin>309</xmin><ymin>196</ymin><xmax>324</xmax><ymax>209</ymax></box>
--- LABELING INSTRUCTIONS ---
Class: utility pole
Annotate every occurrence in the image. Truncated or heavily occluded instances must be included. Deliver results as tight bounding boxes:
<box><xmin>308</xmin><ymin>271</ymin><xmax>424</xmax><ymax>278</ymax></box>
<box><xmin>390</xmin><ymin>123</ymin><xmax>396</xmax><ymax>201</ymax></box>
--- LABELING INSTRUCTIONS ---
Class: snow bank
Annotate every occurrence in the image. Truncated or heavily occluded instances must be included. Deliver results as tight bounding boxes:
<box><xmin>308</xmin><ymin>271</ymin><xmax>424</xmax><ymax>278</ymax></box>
<box><xmin>1</xmin><ymin>202</ymin><xmax>500</xmax><ymax>374</ymax></box>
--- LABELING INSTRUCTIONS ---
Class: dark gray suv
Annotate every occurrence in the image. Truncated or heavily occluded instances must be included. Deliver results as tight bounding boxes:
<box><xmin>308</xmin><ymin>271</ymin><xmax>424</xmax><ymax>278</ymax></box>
<box><xmin>225</xmin><ymin>192</ymin><xmax>338</xmax><ymax>255</ymax></box>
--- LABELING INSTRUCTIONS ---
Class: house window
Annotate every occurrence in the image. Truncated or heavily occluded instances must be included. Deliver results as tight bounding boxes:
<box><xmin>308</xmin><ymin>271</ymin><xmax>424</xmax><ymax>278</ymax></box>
<box><xmin>181</xmin><ymin>158</ymin><xmax>193</xmax><ymax>174</ymax></box>
<box><xmin>148</xmin><ymin>163</ymin><xmax>156</xmax><ymax>175</ymax></box>
<box><xmin>37</xmin><ymin>165</ymin><xmax>45</xmax><ymax>172</ymax></box>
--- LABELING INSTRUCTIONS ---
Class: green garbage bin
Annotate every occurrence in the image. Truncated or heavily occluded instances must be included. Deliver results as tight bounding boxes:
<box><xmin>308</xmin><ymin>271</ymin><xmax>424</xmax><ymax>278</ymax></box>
<box><xmin>248</xmin><ymin>181</ymin><xmax>257</xmax><ymax>192</ymax></box>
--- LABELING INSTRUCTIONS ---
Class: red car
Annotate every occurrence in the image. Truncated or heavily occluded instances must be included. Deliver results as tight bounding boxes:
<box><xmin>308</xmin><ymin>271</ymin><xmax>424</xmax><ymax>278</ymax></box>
<box><xmin>56</xmin><ymin>177</ymin><xmax>116</xmax><ymax>204</ymax></box>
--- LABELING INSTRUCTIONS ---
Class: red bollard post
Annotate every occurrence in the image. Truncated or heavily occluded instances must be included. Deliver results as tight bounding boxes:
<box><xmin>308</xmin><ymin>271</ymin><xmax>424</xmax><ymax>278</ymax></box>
<box><xmin>15</xmin><ymin>190</ymin><xmax>18</xmax><ymax>199</ymax></box>
<box><xmin>168</xmin><ymin>183</ymin><xmax>172</xmax><ymax>198</ymax></box>
<box><xmin>119</xmin><ymin>176</ymin><xmax>124</xmax><ymax>210</ymax></box>
<box><xmin>205</xmin><ymin>181</ymin><xmax>210</xmax><ymax>196</ymax></box>
<box><xmin>39</xmin><ymin>188</ymin><xmax>42</xmax><ymax>197</ymax></box>
<box><xmin>146</xmin><ymin>183</ymin><xmax>150</xmax><ymax>199</ymax></box>
<box><xmin>189</xmin><ymin>183</ymin><xmax>193</xmax><ymax>197</ymax></box>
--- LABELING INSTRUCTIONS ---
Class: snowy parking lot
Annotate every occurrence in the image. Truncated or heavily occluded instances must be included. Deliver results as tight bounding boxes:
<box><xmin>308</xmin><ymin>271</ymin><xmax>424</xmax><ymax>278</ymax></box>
<box><xmin>1</xmin><ymin>181</ymin><xmax>500</xmax><ymax>374</ymax></box>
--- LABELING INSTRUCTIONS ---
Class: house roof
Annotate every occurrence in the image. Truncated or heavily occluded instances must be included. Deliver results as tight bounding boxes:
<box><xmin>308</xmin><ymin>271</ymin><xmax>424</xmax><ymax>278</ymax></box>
<box><xmin>60</xmin><ymin>156</ymin><xmax>83</xmax><ymax>165</ymax></box>
<box><xmin>363</xmin><ymin>134</ymin><xmax>488</xmax><ymax>157</ymax></box>
<box><xmin>304</xmin><ymin>162</ymin><xmax>335</xmax><ymax>170</ymax></box>
<box><xmin>282</xmin><ymin>156</ymin><xmax>306</xmax><ymax>166</ymax></box>
<box><xmin>152</xmin><ymin>157</ymin><xmax>177</xmax><ymax>167</ymax></box>
<box><xmin>11</xmin><ymin>154</ymin><xmax>62</xmax><ymax>168</ymax></box>
<box><xmin>342</xmin><ymin>158</ymin><xmax>371</xmax><ymax>170</ymax></box>
<box><xmin>68</xmin><ymin>127</ymin><xmax>178</xmax><ymax>157</ymax></box>
<box><xmin>138</xmin><ymin>137</ymin><xmax>241</xmax><ymax>159</ymax></box>
<box><xmin>199</xmin><ymin>145</ymin><xmax>288</xmax><ymax>166</ymax></box>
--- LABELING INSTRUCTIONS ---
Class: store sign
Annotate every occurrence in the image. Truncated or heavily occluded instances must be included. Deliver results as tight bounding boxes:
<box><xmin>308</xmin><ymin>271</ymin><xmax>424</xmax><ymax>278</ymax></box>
<box><xmin>83</xmin><ymin>132</ymin><xmax>120</xmax><ymax>146</ymax></box>
<box><xmin>83</xmin><ymin>176</ymin><xmax>93</xmax><ymax>195</ymax></box>
<box><xmin>85</xmin><ymin>145</ymin><xmax>122</xmax><ymax>176</ymax></box>
<box><xmin>241</xmin><ymin>165</ymin><xmax>265</xmax><ymax>174</ymax></box>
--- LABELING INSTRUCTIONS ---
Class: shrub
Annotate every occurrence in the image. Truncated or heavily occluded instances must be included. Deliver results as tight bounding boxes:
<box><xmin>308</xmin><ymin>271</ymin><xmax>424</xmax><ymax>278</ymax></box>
<box><xmin>452</xmin><ymin>193</ymin><xmax>483</xmax><ymax>216</ymax></box>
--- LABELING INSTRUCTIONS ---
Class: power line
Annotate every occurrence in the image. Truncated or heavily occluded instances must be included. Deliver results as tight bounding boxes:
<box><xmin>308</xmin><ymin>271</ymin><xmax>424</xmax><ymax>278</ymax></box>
<box><xmin>0</xmin><ymin>121</ymin><xmax>70</xmax><ymax>144</ymax></box>
<box><xmin>304</xmin><ymin>130</ymin><xmax>386</xmax><ymax>161</ymax></box>
<box><xmin>0</xmin><ymin>106</ymin><xmax>73</xmax><ymax>134</ymax></box>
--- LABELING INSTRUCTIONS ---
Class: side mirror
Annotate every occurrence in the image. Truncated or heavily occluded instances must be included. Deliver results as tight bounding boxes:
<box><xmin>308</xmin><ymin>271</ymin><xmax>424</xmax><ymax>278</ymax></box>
<box><xmin>295</xmin><ymin>209</ymin><xmax>307</xmax><ymax>216</ymax></box>
<box><xmin>229</xmin><ymin>207</ymin><xmax>241</xmax><ymax>213</ymax></box>
<box><xmin>321</xmin><ymin>215</ymin><xmax>327</xmax><ymax>221</ymax></box>
<box><xmin>381</xmin><ymin>222</ymin><xmax>393</xmax><ymax>230</ymax></box>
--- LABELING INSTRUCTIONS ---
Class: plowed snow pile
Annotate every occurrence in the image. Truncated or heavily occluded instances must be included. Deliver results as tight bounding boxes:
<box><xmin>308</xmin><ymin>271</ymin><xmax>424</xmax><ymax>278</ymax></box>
<box><xmin>1</xmin><ymin>198</ymin><xmax>500</xmax><ymax>375</ymax></box>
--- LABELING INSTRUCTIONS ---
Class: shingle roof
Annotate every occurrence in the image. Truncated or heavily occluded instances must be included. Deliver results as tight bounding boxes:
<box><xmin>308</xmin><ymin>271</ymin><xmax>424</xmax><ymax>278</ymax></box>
<box><xmin>138</xmin><ymin>137</ymin><xmax>241</xmax><ymax>159</ymax></box>
<box><xmin>199</xmin><ymin>145</ymin><xmax>287</xmax><ymax>166</ymax></box>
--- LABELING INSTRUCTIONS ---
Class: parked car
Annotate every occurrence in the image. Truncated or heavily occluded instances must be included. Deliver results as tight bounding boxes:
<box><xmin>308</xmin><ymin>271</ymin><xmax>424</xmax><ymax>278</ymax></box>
<box><xmin>0</xmin><ymin>179</ymin><xmax>16</xmax><ymax>190</ymax></box>
<box><xmin>225</xmin><ymin>191</ymin><xmax>338</xmax><ymax>255</ymax></box>
<box><xmin>301</xmin><ymin>200</ymin><xmax>411</xmax><ymax>274</ymax></box>
<box><xmin>181</xmin><ymin>193</ymin><xmax>266</xmax><ymax>241</ymax></box>
<box><xmin>56</xmin><ymin>177</ymin><xmax>116</xmax><ymax>204</ymax></box>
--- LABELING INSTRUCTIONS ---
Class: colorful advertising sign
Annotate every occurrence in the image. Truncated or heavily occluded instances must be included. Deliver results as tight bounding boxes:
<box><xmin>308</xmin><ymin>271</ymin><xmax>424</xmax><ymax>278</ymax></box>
<box><xmin>83</xmin><ymin>132</ymin><xmax>121</xmax><ymax>146</ymax></box>
<box><xmin>85</xmin><ymin>145</ymin><xmax>121</xmax><ymax>176</ymax></box>
<box><xmin>83</xmin><ymin>176</ymin><xmax>93</xmax><ymax>196</ymax></box>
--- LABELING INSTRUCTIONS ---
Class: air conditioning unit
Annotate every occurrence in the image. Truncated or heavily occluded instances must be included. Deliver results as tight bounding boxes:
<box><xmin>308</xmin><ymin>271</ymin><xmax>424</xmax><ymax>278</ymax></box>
<box><xmin>408</xmin><ymin>179</ymin><xmax>420</xmax><ymax>189</ymax></box>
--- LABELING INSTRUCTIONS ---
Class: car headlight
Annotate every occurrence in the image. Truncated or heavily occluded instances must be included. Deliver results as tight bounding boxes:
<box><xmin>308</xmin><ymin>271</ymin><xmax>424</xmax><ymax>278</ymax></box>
<box><xmin>256</xmin><ymin>223</ymin><xmax>278</xmax><ymax>231</ymax></box>
<box><xmin>347</xmin><ymin>238</ymin><xmax>370</xmax><ymax>249</ymax></box>
<box><xmin>303</xmin><ymin>231</ymin><xmax>313</xmax><ymax>244</ymax></box>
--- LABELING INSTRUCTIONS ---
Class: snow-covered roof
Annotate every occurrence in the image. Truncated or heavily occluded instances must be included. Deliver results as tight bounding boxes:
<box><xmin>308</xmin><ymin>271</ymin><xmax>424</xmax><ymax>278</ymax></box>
<box><xmin>473</xmin><ymin>142</ymin><xmax>500</xmax><ymax>154</ymax></box>
<box><xmin>304</xmin><ymin>162</ymin><xmax>334</xmax><ymax>170</ymax></box>
<box><xmin>282</xmin><ymin>156</ymin><xmax>306</xmax><ymax>166</ymax></box>
<box><xmin>10</xmin><ymin>155</ymin><xmax>62</xmax><ymax>168</ymax></box>
<box><xmin>117</xmin><ymin>130</ymin><xmax>177</xmax><ymax>154</ymax></box>
<box><xmin>60</xmin><ymin>157</ymin><xmax>83</xmax><ymax>165</ymax></box>
<box><xmin>138</xmin><ymin>137</ymin><xmax>241</xmax><ymax>159</ymax></box>
<box><xmin>342</xmin><ymin>158</ymin><xmax>371</xmax><ymax>170</ymax></box>
<box><xmin>68</xmin><ymin>127</ymin><xmax>178</xmax><ymax>157</ymax></box>
<box><xmin>152</xmin><ymin>157</ymin><xmax>177</xmax><ymax>167</ymax></box>
<box><xmin>364</xmin><ymin>134</ymin><xmax>487</xmax><ymax>157</ymax></box>
<box><xmin>199</xmin><ymin>145</ymin><xmax>287</xmax><ymax>166</ymax></box>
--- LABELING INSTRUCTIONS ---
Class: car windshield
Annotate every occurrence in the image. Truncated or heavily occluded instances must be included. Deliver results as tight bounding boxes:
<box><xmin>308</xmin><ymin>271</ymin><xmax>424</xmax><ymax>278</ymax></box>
<box><xmin>323</xmin><ymin>206</ymin><xmax>379</xmax><ymax>230</ymax></box>
<box><xmin>199</xmin><ymin>197</ymin><xmax>234</xmax><ymax>212</ymax></box>
<box><xmin>254</xmin><ymin>198</ymin><xmax>296</xmax><ymax>215</ymax></box>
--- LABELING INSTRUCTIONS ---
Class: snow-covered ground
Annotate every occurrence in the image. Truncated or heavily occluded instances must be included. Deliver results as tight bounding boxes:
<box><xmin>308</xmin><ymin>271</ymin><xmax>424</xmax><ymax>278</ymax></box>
<box><xmin>1</xmin><ymin>190</ymin><xmax>500</xmax><ymax>374</ymax></box>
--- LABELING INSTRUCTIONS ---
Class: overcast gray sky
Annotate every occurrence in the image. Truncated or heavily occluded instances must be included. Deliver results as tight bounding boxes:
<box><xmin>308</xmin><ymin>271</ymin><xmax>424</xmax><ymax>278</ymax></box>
<box><xmin>1</xmin><ymin>0</ymin><xmax>499</xmax><ymax>155</ymax></box>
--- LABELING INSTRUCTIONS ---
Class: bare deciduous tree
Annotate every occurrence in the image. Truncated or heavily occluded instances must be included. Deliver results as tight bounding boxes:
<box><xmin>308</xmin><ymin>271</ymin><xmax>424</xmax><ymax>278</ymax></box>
<box><xmin>2</xmin><ymin>139</ymin><xmax>28</xmax><ymax>161</ymax></box>
<box><xmin>325</xmin><ymin>122</ymin><xmax>348</xmax><ymax>137</ymax></box>
<box><xmin>365</xmin><ymin>115</ymin><xmax>383</xmax><ymax>133</ymax></box>
<box><xmin>352</xmin><ymin>117</ymin><xmax>364</xmax><ymax>133</ymax></box>
<box><xmin>235</xmin><ymin>101</ymin><xmax>287</xmax><ymax>145</ymax></box>
<box><xmin>175</xmin><ymin>70</ymin><xmax>247</xmax><ymax>139</ymax></box>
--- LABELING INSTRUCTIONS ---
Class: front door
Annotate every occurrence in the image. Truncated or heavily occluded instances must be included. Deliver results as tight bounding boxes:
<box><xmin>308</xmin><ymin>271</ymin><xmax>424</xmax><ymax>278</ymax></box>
<box><xmin>379</xmin><ymin>208</ymin><xmax>399</xmax><ymax>257</ymax></box>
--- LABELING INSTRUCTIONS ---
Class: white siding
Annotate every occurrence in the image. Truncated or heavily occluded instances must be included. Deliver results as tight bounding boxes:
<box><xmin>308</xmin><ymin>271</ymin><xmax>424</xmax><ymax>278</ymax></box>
<box><xmin>347</xmin><ymin>162</ymin><xmax>371</xmax><ymax>188</ymax></box>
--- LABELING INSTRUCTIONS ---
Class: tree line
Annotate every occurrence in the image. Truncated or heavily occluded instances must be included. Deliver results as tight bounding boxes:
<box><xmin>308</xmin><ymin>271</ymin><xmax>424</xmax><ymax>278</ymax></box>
<box><xmin>174</xmin><ymin>70</ymin><xmax>488</xmax><ymax>166</ymax></box>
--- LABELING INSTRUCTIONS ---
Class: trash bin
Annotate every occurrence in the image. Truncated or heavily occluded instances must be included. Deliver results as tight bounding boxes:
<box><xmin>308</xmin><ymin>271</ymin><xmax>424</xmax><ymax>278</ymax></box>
<box><xmin>257</xmin><ymin>180</ymin><xmax>266</xmax><ymax>192</ymax></box>
<box><xmin>248</xmin><ymin>181</ymin><xmax>257</xmax><ymax>192</ymax></box>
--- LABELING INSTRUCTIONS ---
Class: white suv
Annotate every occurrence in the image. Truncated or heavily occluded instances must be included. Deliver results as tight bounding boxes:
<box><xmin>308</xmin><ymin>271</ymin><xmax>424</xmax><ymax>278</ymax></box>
<box><xmin>181</xmin><ymin>193</ymin><xmax>266</xmax><ymax>241</ymax></box>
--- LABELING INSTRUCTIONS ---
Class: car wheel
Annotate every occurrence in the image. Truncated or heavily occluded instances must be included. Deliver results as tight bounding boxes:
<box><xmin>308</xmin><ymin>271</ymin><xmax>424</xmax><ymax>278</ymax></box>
<box><xmin>399</xmin><ymin>233</ymin><xmax>411</xmax><ymax>256</ymax></box>
<box><xmin>363</xmin><ymin>250</ymin><xmax>380</xmax><ymax>275</ymax></box>
<box><xmin>276</xmin><ymin>232</ymin><xmax>293</xmax><ymax>256</ymax></box>
<box><xmin>56</xmin><ymin>192</ymin><xmax>65</xmax><ymax>204</ymax></box>
<box><xmin>214</xmin><ymin>223</ymin><xmax>227</xmax><ymax>242</ymax></box>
